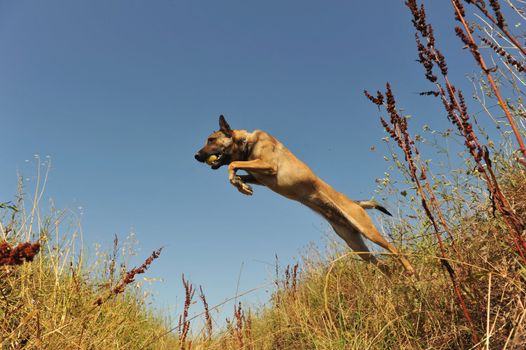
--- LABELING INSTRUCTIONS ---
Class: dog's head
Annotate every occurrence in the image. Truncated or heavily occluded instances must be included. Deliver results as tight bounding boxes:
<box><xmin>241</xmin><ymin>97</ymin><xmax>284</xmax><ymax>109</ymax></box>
<box><xmin>194</xmin><ymin>115</ymin><xmax>242</xmax><ymax>170</ymax></box>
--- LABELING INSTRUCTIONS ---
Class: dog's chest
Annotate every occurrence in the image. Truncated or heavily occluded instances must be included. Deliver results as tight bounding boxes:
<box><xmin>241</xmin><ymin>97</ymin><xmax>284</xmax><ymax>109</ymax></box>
<box><xmin>249</xmin><ymin>167</ymin><xmax>315</xmax><ymax>200</ymax></box>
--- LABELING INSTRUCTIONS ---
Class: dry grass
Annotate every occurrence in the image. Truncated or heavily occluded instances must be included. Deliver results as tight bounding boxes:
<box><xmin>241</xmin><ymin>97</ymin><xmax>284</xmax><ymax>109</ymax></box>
<box><xmin>2</xmin><ymin>1</ymin><xmax>526</xmax><ymax>349</ymax></box>
<box><xmin>3</xmin><ymin>165</ymin><xmax>524</xmax><ymax>350</ymax></box>
<box><xmin>0</xmin><ymin>174</ymin><xmax>179</xmax><ymax>349</ymax></box>
<box><xmin>195</xmin><ymin>164</ymin><xmax>525</xmax><ymax>350</ymax></box>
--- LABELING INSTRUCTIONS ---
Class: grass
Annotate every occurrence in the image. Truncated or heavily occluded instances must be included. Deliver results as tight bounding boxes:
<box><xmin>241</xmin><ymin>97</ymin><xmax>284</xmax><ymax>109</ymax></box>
<box><xmin>193</xmin><ymin>162</ymin><xmax>525</xmax><ymax>350</ymax></box>
<box><xmin>2</xmin><ymin>0</ymin><xmax>526</xmax><ymax>349</ymax></box>
<box><xmin>2</xmin><ymin>162</ymin><xmax>524</xmax><ymax>349</ymax></box>
<box><xmin>0</xmin><ymin>177</ymin><xmax>179</xmax><ymax>349</ymax></box>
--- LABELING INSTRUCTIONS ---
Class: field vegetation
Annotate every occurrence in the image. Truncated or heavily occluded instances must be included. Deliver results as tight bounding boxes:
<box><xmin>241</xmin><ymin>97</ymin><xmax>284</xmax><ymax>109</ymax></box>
<box><xmin>2</xmin><ymin>1</ymin><xmax>526</xmax><ymax>349</ymax></box>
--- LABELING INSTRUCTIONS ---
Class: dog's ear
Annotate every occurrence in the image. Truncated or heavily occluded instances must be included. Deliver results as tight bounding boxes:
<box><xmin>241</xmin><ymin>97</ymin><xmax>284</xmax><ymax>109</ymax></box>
<box><xmin>219</xmin><ymin>115</ymin><xmax>232</xmax><ymax>136</ymax></box>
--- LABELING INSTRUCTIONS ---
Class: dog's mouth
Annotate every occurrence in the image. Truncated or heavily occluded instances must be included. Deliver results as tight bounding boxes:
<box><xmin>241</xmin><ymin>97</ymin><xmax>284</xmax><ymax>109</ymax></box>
<box><xmin>208</xmin><ymin>152</ymin><xmax>230</xmax><ymax>170</ymax></box>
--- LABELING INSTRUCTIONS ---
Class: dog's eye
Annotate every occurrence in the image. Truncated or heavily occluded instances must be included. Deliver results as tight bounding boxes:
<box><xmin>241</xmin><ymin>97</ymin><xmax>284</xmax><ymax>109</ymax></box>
<box><xmin>207</xmin><ymin>138</ymin><xmax>215</xmax><ymax>145</ymax></box>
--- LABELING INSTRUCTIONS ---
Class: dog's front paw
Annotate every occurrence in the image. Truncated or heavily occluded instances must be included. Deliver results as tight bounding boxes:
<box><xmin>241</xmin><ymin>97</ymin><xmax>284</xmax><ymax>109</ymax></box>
<box><xmin>229</xmin><ymin>174</ymin><xmax>241</xmax><ymax>187</ymax></box>
<box><xmin>230</xmin><ymin>176</ymin><xmax>253</xmax><ymax>196</ymax></box>
<box><xmin>238</xmin><ymin>182</ymin><xmax>253</xmax><ymax>196</ymax></box>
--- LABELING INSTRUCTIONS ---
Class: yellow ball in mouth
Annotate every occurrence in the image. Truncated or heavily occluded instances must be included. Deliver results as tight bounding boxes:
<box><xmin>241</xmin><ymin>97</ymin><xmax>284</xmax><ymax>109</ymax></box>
<box><xmin>206</xmin><ymin>154</ymin><xmax>218</xmax><ymax>165</ymax></box>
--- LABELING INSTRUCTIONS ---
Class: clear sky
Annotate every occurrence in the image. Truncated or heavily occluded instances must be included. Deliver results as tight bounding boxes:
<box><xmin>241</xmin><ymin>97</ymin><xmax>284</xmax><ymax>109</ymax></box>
<box><xmin>0</xmin><ymin>0</ymin><xmax>485</xmax><ymax>327</ymax></box>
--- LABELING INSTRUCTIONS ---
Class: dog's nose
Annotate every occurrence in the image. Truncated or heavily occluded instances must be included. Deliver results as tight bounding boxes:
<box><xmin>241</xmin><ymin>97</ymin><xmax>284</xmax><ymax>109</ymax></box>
<box><xmin>194</xmin><ymin>153</ymin><xmax>202</xmax><ymax>161</ymax></box>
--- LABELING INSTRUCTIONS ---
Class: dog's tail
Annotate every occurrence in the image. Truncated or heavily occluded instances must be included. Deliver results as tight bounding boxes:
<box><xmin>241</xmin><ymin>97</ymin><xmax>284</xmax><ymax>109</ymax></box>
<box><xmin>355</xmin><ymin>200</ymin><xmax>392</xmax><ymax>216</ymax></box>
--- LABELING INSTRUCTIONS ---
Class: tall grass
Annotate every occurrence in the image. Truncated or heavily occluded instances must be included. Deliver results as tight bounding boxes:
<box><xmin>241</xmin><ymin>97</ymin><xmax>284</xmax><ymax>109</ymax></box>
<box><xmin>0</xmin><ymin>165</ymin><xmax>178</xmax><ymax>349</ymax></box>
<box><xmin>2</xmin><ymin>1</ymin><xmax>526</xmax><ymax>349</ymax></box>
<box><xmin>193</xmin><ymin>164</ymin><xmax>525</xmax><ymax>349</ymax></box>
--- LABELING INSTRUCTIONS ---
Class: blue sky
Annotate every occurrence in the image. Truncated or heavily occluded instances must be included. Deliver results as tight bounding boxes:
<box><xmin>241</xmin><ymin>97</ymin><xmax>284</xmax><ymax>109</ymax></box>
<box><xmin>0</xmin><ymin>0</ymin><xmax>487</xmax><ymax>328</ymax></box>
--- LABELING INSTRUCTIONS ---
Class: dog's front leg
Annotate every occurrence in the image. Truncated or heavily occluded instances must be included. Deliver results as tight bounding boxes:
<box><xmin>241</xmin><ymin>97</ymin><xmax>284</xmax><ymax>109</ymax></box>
<box><xmin>228</xmin><ymin>160</ymin><xmax>276</xmax><ymax>196</ymax></box>
<box><xmin>238</xmin><ymin>174</ymin><xmax>262</xmax><ymax>186</ymax></box>
<box><xmin>229</xmin><ymin>174</ymin><xmax>254</xmax><ymax>195</ymax></box>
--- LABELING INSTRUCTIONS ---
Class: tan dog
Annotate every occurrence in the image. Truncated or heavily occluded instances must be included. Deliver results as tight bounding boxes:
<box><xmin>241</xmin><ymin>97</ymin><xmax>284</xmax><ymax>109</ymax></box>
<box><xmin>195</xmin><ymin>115</ymin><xmax>414</xmax><ymax>274</ymax></box>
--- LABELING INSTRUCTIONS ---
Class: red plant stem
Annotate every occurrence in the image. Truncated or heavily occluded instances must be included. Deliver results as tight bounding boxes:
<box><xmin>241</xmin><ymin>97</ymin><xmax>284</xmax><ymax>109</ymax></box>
<box><xmin>417</xmin><ymin>164</ymin><xmax>461</xmax><ymax>256</ymax></box>
<box><xmin>452</xmin><ymin>0</ymin><xmax>526</xmax><ymax>163</ymax></box>
<box><xmin>399</xmin><ymin>113</ymin><xmax>480</xmax><ymax>347</ymax></box>
<box><xmin>446</xmin><ymin>65</ymin><xmax>526</xmax><ymax>263</ymax></box>
<box><xmin>452</xmin><ymin>280</ymin><xmax>477</xmax><ymax>343</ymax></box>
<box><xmin>415</xmin><ymin>8</ymin><xmax>526</xmax><ymax>261</ymax></box>
<box><xmin>384</xmin><ymin>103</ymin><xmax>478</xmax><ymax>344</ymax></box>
<box><xmin>469</xmin><ymin>1</ymin><xmax>526</xmax><ymax>58</ymax></box>
<box><xmin>405</xmin><ymin>134</ymin><xmax>461</xmax><ymax>258</ymax></box>
<box><xmin>450</xmin><ymin>0</ymin><xmax>526</xmax><ymax>261</ymax></box>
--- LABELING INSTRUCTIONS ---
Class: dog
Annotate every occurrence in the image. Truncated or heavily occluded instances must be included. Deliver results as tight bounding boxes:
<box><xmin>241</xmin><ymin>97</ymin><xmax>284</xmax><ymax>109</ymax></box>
<box><xmin>195</xmin><ymin>115</ymin><xmax>415</xmax><ymax>274</ymax></box>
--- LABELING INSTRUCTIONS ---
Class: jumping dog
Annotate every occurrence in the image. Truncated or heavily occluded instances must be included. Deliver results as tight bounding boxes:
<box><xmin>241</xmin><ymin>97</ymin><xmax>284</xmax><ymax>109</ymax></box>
<box><xmin>195</xmin><ymin>116</ymin><xmax>415</xmax><ymax>274</ymax></box>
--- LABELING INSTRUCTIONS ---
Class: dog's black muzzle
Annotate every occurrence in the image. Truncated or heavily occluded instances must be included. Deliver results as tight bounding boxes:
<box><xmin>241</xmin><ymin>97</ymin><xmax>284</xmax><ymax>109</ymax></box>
<box><xmin>194</xmin><ymin>151</ymin><xmax>206</xmax><ymax>163</ymax></box>
<box><xmin>194</xmin><ymin>149</ymin><xmax>230</xmax><ymax>170</ymax></box>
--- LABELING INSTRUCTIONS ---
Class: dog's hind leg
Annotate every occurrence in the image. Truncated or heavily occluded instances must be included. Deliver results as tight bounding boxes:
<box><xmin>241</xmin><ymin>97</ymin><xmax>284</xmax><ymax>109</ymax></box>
<box><xmin>316</xmin><ymin>192</ymin><xmax>415</xmax><ymax>274</ymax></box>
<box><xmin>337</xmin><ymin>201</ymin><xmax>415</xmax><ymax>275</ymax></box>
<box><xmin>306</xmin><ymin>190</ymin><xmax>414</xmax><ymax>274</ymax></box>
<box><xmin>355</xmin><ymin>223</ymin><xmax>415</xmax><ymax>275</ymax></box>
<box><xmin>331</xmin><ymin>222</ymin><xmax>393</xmax><ymax>275</ymax></box>
<box><xmin>330</xmin><ymin>223</ymin><xmax>379</xmax><ymax>264</ymax></box>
